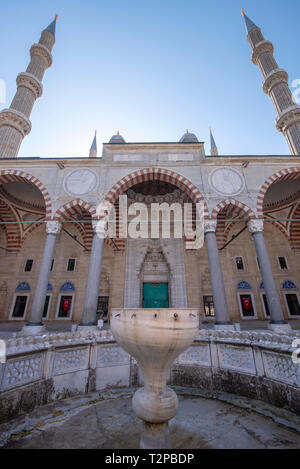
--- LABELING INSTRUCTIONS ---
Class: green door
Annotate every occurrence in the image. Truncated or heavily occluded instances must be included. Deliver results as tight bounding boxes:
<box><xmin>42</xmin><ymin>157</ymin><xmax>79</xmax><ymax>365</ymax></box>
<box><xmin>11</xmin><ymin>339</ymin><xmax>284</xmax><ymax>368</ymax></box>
<box><xmin>142</xmin><ymin>283</ymin><xmax>169</xmax><ymax>308</ymax></box>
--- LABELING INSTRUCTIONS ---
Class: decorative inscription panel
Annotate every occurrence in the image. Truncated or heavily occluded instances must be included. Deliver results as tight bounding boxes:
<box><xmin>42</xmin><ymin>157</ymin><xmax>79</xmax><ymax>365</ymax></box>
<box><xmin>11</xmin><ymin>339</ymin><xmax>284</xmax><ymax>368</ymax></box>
<box><xmin>262</xmin><ymin>351</ymin><xmax>300</xmax><ymax>387</ymax></box>
<box><xmin>2</xmin><ymin>354</ymin><xmax>44</xmax><ymax>390</ymax></box>
<box><xmin>53</xmin><ymin>348</ymin><xmax>88</xmax><ymax>375</ymax></box>
<box><xmin>218</xmin><ymin>344</ymin><xmax>256</xmax><ymax>375</ymax></box>
<box><xmin>97</xmin><ymin>346</ymin><xmax>130</xmax><ymax>368</ymax></box>
<box><xmin>64</xmin><ymin>169</ymin><xmax>98</xmax><ymax>196</ymax></box>
<box><xmin>179</xmin><ymin>345</ymin><xmax>211</xmax><ymax>366</ymax></box>
<box><xmin>209</xmin><ymin>167</ymin><xmax>245</xmax><ymax>196</ymax></box>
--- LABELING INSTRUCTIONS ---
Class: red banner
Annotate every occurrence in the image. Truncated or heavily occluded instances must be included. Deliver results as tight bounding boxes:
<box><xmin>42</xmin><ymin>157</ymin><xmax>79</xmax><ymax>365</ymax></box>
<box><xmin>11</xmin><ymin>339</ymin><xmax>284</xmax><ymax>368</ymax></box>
<box><xmin>242</xmin><ymin>297</ymin><xmax>252</xmax><ymax>311</ymax></box>
<box><xmin>63</xmin><ymin>299</ymin><xmax>71</xmax><ymax>312</ymax></box>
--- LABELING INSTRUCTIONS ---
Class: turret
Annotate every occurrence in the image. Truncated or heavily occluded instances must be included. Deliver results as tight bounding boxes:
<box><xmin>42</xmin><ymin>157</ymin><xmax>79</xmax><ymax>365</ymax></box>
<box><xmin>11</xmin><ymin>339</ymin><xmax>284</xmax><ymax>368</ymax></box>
<box><xmin>242</xmin><ymin>10</ymin><xmax>300</xmax><ymax>155</ymax></box>
<box><xmin>0</xmin><ymin>16</ymin><xmax>58</xmax><ymax>157</ymax></box>
<box><xmin>89</xmin><ymin>131</ymin><xmax>97</xmax><ymax>157</ymax></box>
<box><xmin>210</xmin><ymin>127</ymin><xmax>218</xmax><ymax>156</ymax></box>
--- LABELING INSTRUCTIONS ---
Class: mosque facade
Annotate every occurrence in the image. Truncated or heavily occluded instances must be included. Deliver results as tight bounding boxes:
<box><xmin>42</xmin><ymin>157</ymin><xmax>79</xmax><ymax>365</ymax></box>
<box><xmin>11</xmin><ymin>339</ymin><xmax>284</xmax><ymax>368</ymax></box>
<box><xmin>0</xmin><ymin>12</ymin><xmax>299</xmax><ymax>335</ymax></box>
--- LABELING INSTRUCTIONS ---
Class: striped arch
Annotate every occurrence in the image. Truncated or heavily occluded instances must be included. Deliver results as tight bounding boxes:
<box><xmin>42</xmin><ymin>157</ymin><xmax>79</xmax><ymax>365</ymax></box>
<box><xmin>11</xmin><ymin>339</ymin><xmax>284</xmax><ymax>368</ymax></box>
<box><xmin>211</xmin><ymin>198</ymin><xmax>256</xmax><ymax>220</ymax></box>
<box><xmin>0</xmin><ymin>199</ymin><xmax>21</xmax><ymax>251</ymax></box>
<box><xmin>211</xmin><ymin>199</ymin><xmax>256</xmax><ymax>249</ymax></box>
<box><xmin>0</xmin><ymin>170</ymin><xmax>52</xmax><ymax>218</ymax></box>
<box><xmin>257</xmin><ymin>167</ymin><xmax>300</xmax><ymax>218</ymax></box>
<box><xmin>104</xmin><ymin>168</ymin><xmax>209</xmax><ymax>216</ymax></box>
<box><xmin>54</xmin><ymin>199</ymin><xmax>97</xmax><ymax>251</ymax></box>
<box><xmin>53</xmin><ymin>199</ymin><xmax>97</xmax><ymax>221</ymax></box>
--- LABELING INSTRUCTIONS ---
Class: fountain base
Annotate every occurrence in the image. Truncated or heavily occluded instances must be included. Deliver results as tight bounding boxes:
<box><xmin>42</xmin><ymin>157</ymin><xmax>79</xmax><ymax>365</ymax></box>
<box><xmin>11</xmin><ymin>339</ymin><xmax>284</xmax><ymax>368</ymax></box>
<box><xmin>140</xmin><ymin>422</ymin><xmax>171</xmax><ymax>449</ymax></box>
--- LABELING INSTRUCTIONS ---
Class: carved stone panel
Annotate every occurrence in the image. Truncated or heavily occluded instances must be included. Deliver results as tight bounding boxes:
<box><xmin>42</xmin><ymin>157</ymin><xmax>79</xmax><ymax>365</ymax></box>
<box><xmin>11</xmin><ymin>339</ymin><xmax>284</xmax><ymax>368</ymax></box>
<box><xmin>217</xmin><ymin>344</ymin><xmax>256</xmax><ymax>375</ymax></box>
<box><xmin>97</xmin><ymin>346</ymin><xmax>130</xmax><ymax>368</ymax></box>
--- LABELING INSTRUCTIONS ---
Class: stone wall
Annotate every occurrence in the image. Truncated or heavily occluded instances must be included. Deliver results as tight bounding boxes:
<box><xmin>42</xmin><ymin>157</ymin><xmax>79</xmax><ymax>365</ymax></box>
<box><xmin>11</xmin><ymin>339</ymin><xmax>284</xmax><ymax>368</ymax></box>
<box><xmin>0</xmin><ymin>329</ymin><xmax>299</xmax><ymax>423</ymax></box>
<box><xmin>1</xmin><ymin>217</ymin><xmax>299</xmax><ymax>324</ymax></box>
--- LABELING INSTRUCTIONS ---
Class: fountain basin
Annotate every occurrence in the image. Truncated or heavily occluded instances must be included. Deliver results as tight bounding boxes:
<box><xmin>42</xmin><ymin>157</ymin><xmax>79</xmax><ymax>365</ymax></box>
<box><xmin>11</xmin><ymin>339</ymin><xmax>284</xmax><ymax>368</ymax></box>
<box><xmin>111</xmin><ymin>308</ymin><xmax>199</xmax><ymax>426</ymax></box>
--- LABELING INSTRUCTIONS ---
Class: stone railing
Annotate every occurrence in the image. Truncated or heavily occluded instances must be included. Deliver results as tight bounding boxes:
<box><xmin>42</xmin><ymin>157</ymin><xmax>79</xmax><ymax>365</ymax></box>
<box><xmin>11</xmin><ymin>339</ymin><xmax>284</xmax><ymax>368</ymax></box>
<box><xmin>0</xmin><ymin>329</ymin><xmax>299</xmax><ymax>422</ymax></box>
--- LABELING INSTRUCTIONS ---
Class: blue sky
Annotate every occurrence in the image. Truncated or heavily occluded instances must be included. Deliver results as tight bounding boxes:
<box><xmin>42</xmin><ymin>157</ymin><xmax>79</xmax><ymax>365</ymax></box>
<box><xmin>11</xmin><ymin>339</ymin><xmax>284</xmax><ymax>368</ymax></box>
<box><xmin>0</xmin><ymin>0</ymin><xmax>299</xmax><ymax>157</ymax></box>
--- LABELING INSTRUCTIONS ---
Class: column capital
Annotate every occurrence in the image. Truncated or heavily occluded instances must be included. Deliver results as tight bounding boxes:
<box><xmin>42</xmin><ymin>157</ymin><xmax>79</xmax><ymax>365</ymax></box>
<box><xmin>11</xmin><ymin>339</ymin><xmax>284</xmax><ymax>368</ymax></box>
<box><xmin>46</xmin><ymin>220</ymin><xmax>61</xmax><ymax>235</ymax></box>
<box><xmin>248</xmin><ymin>219</ymin><xmax>264</xmax><ymax>234</ymax></box>
<box><xmin>204</xmin><ymin>219</ymin><xmax>217</xmax><ymax>233</ymax></box>
<box><xmin>92</xmin><ymin>219</ymin><xmax>107</xmax><ymax>237</ymax></box>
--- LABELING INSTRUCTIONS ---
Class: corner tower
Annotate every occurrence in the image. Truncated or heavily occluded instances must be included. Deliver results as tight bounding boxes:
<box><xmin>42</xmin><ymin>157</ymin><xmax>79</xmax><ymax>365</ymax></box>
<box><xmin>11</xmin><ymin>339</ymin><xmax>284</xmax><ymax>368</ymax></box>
<box><xmin>0</xmin><ymin>16</ymin><xmax>58</xmax><ymax>158</ymax></box>
<box><xmin>242</xmin><ymin>10</ymin><xmax>300</xmax><ymax>155</ymax></box>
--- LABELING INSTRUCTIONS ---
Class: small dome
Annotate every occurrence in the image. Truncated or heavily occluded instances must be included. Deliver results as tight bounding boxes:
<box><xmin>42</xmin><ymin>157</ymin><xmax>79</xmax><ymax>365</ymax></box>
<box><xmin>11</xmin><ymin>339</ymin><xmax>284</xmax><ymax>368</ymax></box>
<box><xmin>179</xmin><ymin>130</ymin><xmax>199</xmax><ymax>143</ymax></box>
<box><xmin>109</xmin><ymin>132</ymin><xmax>126</xmax><ymax>144</ymax></box>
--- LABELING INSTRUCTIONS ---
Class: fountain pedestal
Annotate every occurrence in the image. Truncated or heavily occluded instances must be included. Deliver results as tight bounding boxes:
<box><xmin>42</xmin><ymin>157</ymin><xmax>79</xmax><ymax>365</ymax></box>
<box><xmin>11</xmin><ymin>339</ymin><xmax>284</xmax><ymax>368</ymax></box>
<box><xmin>111</xmin><ymin>308</ymin><xmax>199</xmax><ymax>449</ymax></box>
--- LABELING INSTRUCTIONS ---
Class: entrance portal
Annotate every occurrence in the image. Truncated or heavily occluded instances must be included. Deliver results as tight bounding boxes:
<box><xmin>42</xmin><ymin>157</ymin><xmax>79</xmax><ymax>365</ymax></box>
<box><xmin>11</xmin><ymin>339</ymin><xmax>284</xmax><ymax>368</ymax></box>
<box><xmin>142</xmin><ymin>283</ymin><xmax>169</xmax><ymax>308</ymax></box>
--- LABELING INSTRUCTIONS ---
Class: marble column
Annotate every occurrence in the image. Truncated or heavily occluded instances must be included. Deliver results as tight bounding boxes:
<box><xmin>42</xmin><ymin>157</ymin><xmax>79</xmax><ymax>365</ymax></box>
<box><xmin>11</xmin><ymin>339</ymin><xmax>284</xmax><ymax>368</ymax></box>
<box><xmin>80</xmin><ymin>221</ymin><xmax>105</xmax><ymax>328</ymax></box>
<box><xmin>204</xmin><ymin>220</ymin><xmax>234</xmax><ymax>329</ymax></box>
<box><xmin>248</xmin><ymin>220</ymin><xmax>291</xmax><ymax>332</ymax></box>
<box><xmin>20</xmin><ymin>221</ymin><xmax>61</xmax><ymax>336</ymax></box>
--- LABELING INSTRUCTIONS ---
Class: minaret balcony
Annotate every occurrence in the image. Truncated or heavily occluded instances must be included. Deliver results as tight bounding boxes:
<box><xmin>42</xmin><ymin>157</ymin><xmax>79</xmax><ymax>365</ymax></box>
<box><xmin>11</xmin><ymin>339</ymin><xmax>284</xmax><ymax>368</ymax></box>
<box><xmin>251</xmin><ymin>40</ymin><xmax>274</xmax><ymax>65</ymax></box>
<box><xmin>0</xmin><ymin>108</ymin><xmax>32</xmax><ymax>136</ymax></box>
<box><xmin>262</xmin><ymin>69</ymin><xmax>289</xmax><ymax>95</ymax></box>
<box><xmin>16</xmin><ymin>73</ymin><xmax>43</xmax><ymax>99</ymax></box>
<box><xmin>276</xmin><ymin>105</ymin><xmax>300</xmax><ymax>132</ymax></box>
<box><xmin>30</xmin><ymin>43</ymin><xmax>53</xmax><ymax>68</ymax></box>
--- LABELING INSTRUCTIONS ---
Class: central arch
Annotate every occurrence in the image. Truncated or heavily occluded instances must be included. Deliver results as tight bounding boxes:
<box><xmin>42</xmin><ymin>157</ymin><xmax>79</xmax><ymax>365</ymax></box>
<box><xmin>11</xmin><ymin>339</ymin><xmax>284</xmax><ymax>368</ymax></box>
<box><xmin>104</xmin><ymin>168</ymin><xmax>209</xmax><ymax>217</ymax></box>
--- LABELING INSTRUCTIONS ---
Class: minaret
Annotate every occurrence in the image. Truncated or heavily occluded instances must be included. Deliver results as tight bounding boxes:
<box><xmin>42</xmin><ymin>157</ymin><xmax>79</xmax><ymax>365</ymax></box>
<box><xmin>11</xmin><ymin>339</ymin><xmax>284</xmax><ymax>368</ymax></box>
<box><xmin>89</xmin><ymin>131</ymin><xmax>97</xmax><ymax>157</ymax></box>
<box><xmin>0</xmin><ymin>16</ymin><xmax>58</xmax><ymax>158</ymax></box>
<box><xmin>210</xmin><ymin>127</ymin><xmax>218</xmax><ymax>156</ymax></box>
<box><xmin>241</xmin><ymin>10</ymin><xmax>300</xmax><ymax>156</ymax></box>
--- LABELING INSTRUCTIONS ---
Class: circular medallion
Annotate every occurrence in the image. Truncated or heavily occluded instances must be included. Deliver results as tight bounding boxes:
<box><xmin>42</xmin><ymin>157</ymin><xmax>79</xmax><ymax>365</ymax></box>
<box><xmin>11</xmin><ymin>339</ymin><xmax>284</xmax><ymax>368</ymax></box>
<box><xmin>64</xmin><ymin>169</ymin><xmax>98</xmax><ymax>196</ymax></box>
<box><xmin>209</xmin><ymin>167</ymin><xmax>245</xmax><ymax>196</ymax></box>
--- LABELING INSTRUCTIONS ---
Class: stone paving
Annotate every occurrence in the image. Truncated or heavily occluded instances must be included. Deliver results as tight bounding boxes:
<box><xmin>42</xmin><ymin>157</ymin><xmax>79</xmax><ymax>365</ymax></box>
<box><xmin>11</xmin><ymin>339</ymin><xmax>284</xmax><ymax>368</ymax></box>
<box><xmin>1</xmin><ymin>388</ymin><xmax>299</xmax><ymax>449</ymax></box>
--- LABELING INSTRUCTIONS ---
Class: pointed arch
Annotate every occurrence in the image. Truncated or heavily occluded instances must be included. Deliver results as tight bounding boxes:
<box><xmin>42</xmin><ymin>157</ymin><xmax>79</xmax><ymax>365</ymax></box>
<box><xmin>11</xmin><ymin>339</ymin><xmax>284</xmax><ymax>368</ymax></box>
<box><xmin>53</xmin><ymin>199</ymin><xmax>97</xmax><ymax>221</ymax></box>
<box><xmin>211</xmin><ymin>198</ymin><xmax>256</xmax><ymax>220</ymax></box>
<box><xmin>211</xmin><ymin>199</ymin><xmax>256</xmax><ymax>249</ymax></box>
<box><xmin>104</xmin><ymin>168</ymin><xmax>208</xmax><ymax>216</ymax></box>
<box><xmin>257</xmin><ymin>167</ymin><xmax>300</xmax><ymax>218</ymax></box>
<box><xmin>0</xmin><ymin>169</ymin><xmax>52</xmax><ymax>218</ymax></box>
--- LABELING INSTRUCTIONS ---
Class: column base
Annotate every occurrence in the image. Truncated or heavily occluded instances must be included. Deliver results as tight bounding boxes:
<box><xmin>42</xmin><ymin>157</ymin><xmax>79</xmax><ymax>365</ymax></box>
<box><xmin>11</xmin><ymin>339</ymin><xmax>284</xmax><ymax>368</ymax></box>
<box><xmin>214</xmin><ymin>323</ymin><xmax>235</xmax><ymax>331</ymax></box>
<box><xmin>18</xmin><ymin>324</ymin><xmax>46</xmax><ymax>337</ymax></box>
<box><xmin>268</xmin><ymin>322</ymin><xmax>292</xmax><ymax>333</ymax></box>
<box><xmin>140</xmin><ymin>421</ymin><xmax>171</xmax><ymax>449</ymax></box>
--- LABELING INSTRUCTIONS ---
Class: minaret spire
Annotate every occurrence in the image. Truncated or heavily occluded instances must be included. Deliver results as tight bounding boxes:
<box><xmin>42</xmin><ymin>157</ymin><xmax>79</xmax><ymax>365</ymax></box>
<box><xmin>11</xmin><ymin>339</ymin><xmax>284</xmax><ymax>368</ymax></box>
<box><xmin>242</xmin><ymin>10</ymin><xmax>300</xmax><ymax>156</ymax></box>
<box><xmin>210</xmin><ymin>127</ymin><xmax>219</xmax><ymax>156</ymax></box>
<box><xmin>241</xmin><ymin>9</ymin><xmax>259</xmax><ymax>34</ymax></box>
<box><xmin>0</xmin><ymin>15</ymin><xmax>58</xmax><ymax>157</ymax></box>
<box><xmin>89</xmin><ymin>130</ymin><xmax>97</xmax><ymax>158</ymax></box>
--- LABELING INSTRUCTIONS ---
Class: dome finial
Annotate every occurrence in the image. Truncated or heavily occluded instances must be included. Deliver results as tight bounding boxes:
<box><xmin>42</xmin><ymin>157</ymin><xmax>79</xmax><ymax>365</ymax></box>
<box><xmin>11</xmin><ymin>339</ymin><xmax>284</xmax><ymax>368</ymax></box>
<box><xmin>109</xmin><ymin>132</ymin><xmax>126</xmax><ymax>144</ymax></box>
<box><xmin>179</xmin><ymin>130</ymin><xmax>199</xmax><ymax>143</ymax></box>
<box><xmin>55</xmin><ymin>14</ymin><xmax>59</xmax><ymax>21</ymax></box>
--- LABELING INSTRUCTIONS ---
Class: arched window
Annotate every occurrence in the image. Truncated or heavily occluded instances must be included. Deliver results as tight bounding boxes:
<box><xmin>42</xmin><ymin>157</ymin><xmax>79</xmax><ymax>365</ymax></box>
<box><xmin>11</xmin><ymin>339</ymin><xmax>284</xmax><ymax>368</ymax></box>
<box><xmin>282</xmin><ymin>280</ymin><xmax>297</xmax><ymax>290</ymax></box>
<box><xmin>16</xmin><ymin>282</ymin><xmax>31</xmax><ymax>291</ymax></box>
<box><xmin>237</xmin><ymin>281</ymin><xmax>252</xmax><ymax>290</ymax></box>
<box><xmin>60</xmin><ymin>281</ymin><xmax>75</xmax><ymax>292</ymax></box>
